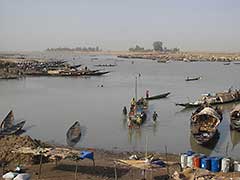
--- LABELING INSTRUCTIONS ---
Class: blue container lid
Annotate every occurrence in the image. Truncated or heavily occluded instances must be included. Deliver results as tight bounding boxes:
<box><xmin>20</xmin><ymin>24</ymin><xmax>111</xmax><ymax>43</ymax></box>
<box><xmin>202</xmin><ymin>157</ymin><xmax>211</xmax><ymax>161</ymax></box>
<box><xmin>187</xmin><ymin>150</ymin><xmax>195</xmax><ymax>156</ymax></box>
<box><xmin>211</xmin><ymin>157</ymin><xmax>221</xmax><ymax>161</ymax></box>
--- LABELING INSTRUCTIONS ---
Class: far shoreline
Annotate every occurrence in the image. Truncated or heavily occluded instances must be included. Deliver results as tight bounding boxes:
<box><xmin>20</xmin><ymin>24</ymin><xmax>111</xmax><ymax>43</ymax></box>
<box><xmin>1</xmin><ymin>50</ymin><xmax>240</xmax><ymax>62</ymax></box>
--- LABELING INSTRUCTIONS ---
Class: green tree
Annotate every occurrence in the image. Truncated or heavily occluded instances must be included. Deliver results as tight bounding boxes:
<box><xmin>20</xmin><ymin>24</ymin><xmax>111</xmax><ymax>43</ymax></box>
<box><xmin>153</xmin><ymin>41</ymin><xmax>163</xmax><ymax>51</ymax></box>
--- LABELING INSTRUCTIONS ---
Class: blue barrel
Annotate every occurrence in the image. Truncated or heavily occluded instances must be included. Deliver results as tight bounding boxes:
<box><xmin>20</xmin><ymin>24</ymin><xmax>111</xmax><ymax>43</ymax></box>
<box><xmin>201</xmin><ymin>157</ymin><xmax>211</xmax><ymax>170</ymax></box>
<box><xmin>187</xmin><ymin>150</ymin><xmax>195</xmax><ymax>156</ymax></box>
<box><xmin>210</xmin><ymin>157</ymin><xmax>221</xmax><ymax>172</ymax></box>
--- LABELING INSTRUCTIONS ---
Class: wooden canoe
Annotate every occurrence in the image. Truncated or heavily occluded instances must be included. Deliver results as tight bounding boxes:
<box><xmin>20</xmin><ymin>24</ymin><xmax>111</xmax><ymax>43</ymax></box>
<box><xmin>145</xmin><ymin>92</ymin><xmax>170</xmax><ymax>100</ymax></box>
<box><xmin>66</xmin><ymin>121</ymin><xmax>81</xmax><ymax>146</ymax></box>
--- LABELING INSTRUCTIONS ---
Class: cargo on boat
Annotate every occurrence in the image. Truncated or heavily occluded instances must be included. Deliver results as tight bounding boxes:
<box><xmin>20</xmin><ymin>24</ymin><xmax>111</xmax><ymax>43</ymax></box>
<box><xmin>128</xmin><ymin>97</ymin><xmax>148</xmax><ymax>128</ymax></box>
<box><xmin>190</xmin><ymin>105</ymin><xmax>222</xmax><ymax>145</ymax></box>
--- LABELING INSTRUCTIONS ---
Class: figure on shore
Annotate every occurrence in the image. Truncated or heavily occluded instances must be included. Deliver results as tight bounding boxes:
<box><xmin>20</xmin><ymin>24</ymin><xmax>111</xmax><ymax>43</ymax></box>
<box><xmin>152</xmin><ymin>111</ymin><xmax>158</xmax><ymax>122</ymax></box>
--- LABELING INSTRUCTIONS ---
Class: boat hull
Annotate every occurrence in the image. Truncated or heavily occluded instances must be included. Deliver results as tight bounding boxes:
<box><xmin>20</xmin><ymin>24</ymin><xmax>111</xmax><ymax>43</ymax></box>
<box><xmin>190</xmin><ymin>106</ymin><xmax>222</xmax><ymax>145</ymax></box>
<box><xmin>66</xmin><ymin>121</ymin><xmax>81</xmax><ymax>146</ymax></box>
<box><xmin>145</xmin><ymin>92</ymin><xmax>170</xmax><ymax>100</ymax></box>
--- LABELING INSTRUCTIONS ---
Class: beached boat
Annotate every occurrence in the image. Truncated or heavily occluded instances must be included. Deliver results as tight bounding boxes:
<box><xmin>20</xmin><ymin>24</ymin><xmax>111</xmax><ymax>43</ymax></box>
<box><xmin>0</xmin><ymin>110</ymin><xmax>14</xmax><ymax>129</ymax></box>
<box><xmin>190</xmin><ymin>105</ymin><xmax>222</xmax><ymax>145</ymax></box>
<box><xmin>230</xmin><ymin>104</ymin><xmax>240</xmax><ymax>130</ymax></box>
<box><xmin>0</xmin><ymin>121</ymin><xmax>25</xmax><ymax>136</ymax></box>
<box><xmin>185</xmin><ymin>76</ymin><xmax>201</xmax><ymax>81</ymax></box>
<box><xmin>66</xmin><ymin>121</ymin><xmax>81</xmax><ymax>146</ymax></box>
<box><xmin>145</xmin><ymin>92</ymin><xmax>170</xmax><ymax>100</ymax></box>
<box><xmin>176</xmin><ymin>89</ymin><xmax>240</xmax><ymax>108</ymax></box>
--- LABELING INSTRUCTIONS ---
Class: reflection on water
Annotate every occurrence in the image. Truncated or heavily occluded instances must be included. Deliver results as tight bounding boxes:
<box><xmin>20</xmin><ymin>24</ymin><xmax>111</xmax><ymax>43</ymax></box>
<box><xmin>190</xmin><ymin>131</ymin><xmax>220</xmax><ymax>156</ymax></box>
<box><xmin>230</xmin><ymin>129</ymin><xmax>240</xmax><ymax>150</ymax></box>
<box><xmin>128</xmin><ymin>128</ymin><xmax>142</xmax><ymax>146</ymax></box>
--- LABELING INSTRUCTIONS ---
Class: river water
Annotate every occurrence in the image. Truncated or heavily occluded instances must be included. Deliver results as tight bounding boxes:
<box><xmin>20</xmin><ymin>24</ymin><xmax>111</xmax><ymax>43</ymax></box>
<box><xmin>0</xmin><ymin>52</ymin><xmax>240</xmax><ymax>159</ymax></box>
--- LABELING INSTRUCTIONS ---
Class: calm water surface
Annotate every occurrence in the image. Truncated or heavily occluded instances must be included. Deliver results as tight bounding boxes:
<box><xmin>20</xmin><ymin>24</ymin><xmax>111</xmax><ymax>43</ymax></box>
<box><xmin>0</xmin><ymin>52</ymin><xmax>240</xmax><ymax>159</ymax></box>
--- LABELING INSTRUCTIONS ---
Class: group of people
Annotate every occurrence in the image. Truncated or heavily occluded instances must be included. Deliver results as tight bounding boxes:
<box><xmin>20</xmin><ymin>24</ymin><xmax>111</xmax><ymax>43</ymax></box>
<box><xmin>122</xmin><ymin>89</ymin><xmax>159</xmax><ymax>123</ymax></box>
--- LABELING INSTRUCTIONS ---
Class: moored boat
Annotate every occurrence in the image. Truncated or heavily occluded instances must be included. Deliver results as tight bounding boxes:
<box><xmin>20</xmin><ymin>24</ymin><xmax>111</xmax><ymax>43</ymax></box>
<box><xmin>230</xmin><ymin>104</ymin><xmax>240</xmax><ymax>130</ymax></box>
<box><xmin>0</xmin><ymin>121</ymin><xmax>25</xmax><ymax>136</ymax></box>
<box><xmin>145</xmin><ymin>92</ymin><xmax>170</xmax><ymax>100</ymax></box>
<box><xmin>176</xmin><ymin>89</ymin><xmax>240</xmax><ymax>108</ymax></box>
<box><xmin>66</xmin><ymin>121</ymin><xmax>81</xmax><ymax>146</ymax></box>
<box><xmin>190</xmin><ymin>105</ymin><xmax>222</xmax><ymax>145</ymax></box>
<box><xmin>0</xmin><ymin>110</ymin><xmax>14</xmax><ymax>129</ymax></box>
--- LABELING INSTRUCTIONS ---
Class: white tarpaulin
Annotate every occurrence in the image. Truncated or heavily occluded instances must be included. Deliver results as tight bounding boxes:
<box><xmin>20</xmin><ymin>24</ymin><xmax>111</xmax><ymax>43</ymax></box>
<box><xmin>13</xmin><ymin>173</ymin><xmax>31</xmax><ymax>180</ymax></box>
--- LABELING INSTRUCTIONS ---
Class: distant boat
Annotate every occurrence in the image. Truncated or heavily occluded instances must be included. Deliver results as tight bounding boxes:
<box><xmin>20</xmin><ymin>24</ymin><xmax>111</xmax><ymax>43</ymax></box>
<box><xmin>230</xmin><ymin>104</ymin><xmax>240</xmax><ymax>130</ymax></box>
<box><xmin>223</xmin><ymin>62</ymin><xmax>231</xmax><ymax>65</ymax></box>
<box><xmin>145</xmin><ymin>92</ymin><xmax>170</xmax><ymax>100</ymax></box>
<box><xmin>94</xmin><ymin>64</ymin><xmax>117</xmax><ymax>67</ymax></box>
<box><xmin>191</xmin><ymin>105</ymin><xmax>222</xmax><ymax>145</ymax></box>
<box><xmin>157</xmin><ymin>59</ymin><xmax>168</xmax><ymax>63</ymax></box>
<box><xmin>185</xmin><ymin>76</ymin><xmax>201</xmax><ymax>81</ymax></box>
<box><xmin>69</xmin><ymin>64</ymin><xmax>82</xmax><ymax>69</ymax></box>
<box><xmin>66</xmin><ymin>121</ymin><xmax>81</xmax><ymax>146</ymax></box>
<box><xmin>233</xmin><ymin>61</ymin><xmax>240</xmax><ymax>65</ymax></box>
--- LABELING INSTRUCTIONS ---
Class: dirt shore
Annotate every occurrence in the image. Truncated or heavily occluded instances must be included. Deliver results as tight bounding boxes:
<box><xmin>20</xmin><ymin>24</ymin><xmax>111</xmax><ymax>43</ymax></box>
<box><xmin>1</xmin><ymin>135</ymin><xmax>240</xmax><ymax>179</ymax></box>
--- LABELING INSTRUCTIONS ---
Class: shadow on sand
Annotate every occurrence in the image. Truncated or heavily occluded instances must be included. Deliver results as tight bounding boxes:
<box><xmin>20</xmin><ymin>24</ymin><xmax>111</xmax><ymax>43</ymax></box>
<box><xmin>54</xmin><ymin>164</ymin><xmax>129</xmax><ymax>178</ymax></box>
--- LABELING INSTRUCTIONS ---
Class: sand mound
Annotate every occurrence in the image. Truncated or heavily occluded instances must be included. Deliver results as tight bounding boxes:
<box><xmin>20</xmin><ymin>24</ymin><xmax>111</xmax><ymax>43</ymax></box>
<box><xmin>0</xmin><ymin>135</ymin><xmax>50</xmax><ymax>164</ymax></box>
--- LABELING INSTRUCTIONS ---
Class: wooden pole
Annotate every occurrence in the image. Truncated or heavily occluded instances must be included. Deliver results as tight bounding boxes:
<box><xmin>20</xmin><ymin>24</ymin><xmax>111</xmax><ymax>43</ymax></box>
<box><xmin>38</xmin><ymin>152</ymin><xmax>43</xmax><ymax>179</ymax></box>
<box><xmin>145</xmin><ymin>136</ymin><xmax>148</xmax><ymax>158</ymax></box>
<box><xmin>165</xmin><ymin>145</ymin><xmax>169</xmax><ymax>179</ymax></box>
<box><xmin>114</xmin><ymin>162</ymin><xmax>118</xmax><ymax>180</ymax></box>
<box><xmin>135</xmin><ymin>76</ymin><xmax>137</xmax><ymax>100</ymax></box>
<box><xmin>75</xmin><ymin>160</ymin><xmax>78</xmax><ymax>180</ymax></box>
<box><xmin>1</xmin><ymin>163</ymin><xmax>4</xmax><ymax>176</ymax></box>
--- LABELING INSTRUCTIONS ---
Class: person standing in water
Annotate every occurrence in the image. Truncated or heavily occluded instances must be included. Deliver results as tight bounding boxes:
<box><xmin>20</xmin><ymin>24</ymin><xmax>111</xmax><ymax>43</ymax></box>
<box><xmin>152</xmin><ymin>111</ymin><xmax>158</xmax><ymax>122</ymax></box>
<box><xmin>123</xmin><ymin>106</ymin><xmax>127</xmax><ymax>115</ymax></box>
<box><xmin>146</xmin><ymin>90</ymin><xmax>149</xmax><ymax>98</ymax></box>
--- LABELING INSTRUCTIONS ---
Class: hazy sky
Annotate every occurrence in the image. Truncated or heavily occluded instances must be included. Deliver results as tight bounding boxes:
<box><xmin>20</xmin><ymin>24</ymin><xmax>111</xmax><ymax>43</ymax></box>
<box><xmin>0</xmin><ymin>0</ymin><xmax>240</xmax><ymax>52</ymax></box>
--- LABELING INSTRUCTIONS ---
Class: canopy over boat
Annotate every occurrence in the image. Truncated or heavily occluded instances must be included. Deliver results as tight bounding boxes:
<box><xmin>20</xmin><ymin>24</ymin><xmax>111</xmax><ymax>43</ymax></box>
<box><xmin>191</xmin><ymin>106</ymin><xmax>222</xmax><ymax>145</ymax></box>
<box><xmin>230</xmin><ymin>104</ymin><xmax>240</xmax><ymax>130</ymax></box>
